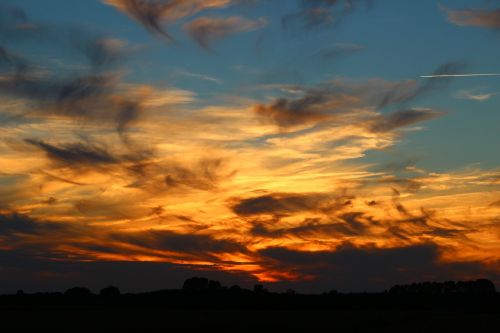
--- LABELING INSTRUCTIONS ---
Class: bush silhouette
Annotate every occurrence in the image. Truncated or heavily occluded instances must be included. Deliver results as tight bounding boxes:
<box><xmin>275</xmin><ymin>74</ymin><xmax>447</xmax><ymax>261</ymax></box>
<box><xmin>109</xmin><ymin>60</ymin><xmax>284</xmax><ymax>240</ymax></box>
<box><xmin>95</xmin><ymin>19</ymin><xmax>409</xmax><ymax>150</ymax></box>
<box><xmin>99</xmin><ymin>286</ymin><xmax>121</xmax><ymax>297</ymax></box>
<box><xmin>389</xmin><ymin>279</ymin><xmax>496</xmax><ymax>295</ymax></box>
<box><xmin>182</xmin><ymin>277</ymin><xmax>223</xmax><ymax>292</ymax></box>
<box><xmin>64</xmin><ymin>287</ymin><xmax>92</xmax><ymax>297</ymax></box>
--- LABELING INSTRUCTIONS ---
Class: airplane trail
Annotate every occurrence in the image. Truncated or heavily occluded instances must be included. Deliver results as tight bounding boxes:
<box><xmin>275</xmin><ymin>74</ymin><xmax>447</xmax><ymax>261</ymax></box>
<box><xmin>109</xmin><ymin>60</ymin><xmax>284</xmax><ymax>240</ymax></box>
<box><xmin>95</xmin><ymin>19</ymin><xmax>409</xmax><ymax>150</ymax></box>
<box><xmin>420</xmin><ymin>73</ymin><xmax>500</xmax><ymax>78</ymax></box>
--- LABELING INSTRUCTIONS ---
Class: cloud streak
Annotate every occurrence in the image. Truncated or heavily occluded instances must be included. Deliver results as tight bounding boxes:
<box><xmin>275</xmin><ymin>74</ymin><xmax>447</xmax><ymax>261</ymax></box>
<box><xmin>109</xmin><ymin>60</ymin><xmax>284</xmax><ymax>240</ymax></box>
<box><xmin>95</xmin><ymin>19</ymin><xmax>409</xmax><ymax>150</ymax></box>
<box><xmin>421</xmin><ymin>73</ymin><xmax>500</xmax><ymax>78</ymax></box>
<box><xmin>443</xmin><ymin>5</ymin><xmax>500</xmax><ymax>29</ymax></box>
<box><xmin>103</xmin><ymin>0</ymin><xmax>238</xmax><ymax>41</ymax></box>
<box><xmin>184</xmin><ymin>16</ymin><xmax>267</xmax><ymax>50</ymax></box>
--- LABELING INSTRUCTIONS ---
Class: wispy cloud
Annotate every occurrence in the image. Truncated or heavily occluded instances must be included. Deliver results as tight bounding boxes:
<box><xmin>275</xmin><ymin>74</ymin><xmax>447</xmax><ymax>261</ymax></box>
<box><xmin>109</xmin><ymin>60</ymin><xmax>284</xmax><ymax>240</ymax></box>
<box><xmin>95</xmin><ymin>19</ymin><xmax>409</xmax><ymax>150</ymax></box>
<box><xmin>184</xmin><ymin>16</ymin><xmax>267</xmax><ymax>50</ymax></box>
<box><xmin>283</xmin><ymin>0</ymin><xmax>375</xmax><ymax>31</ymax></box>
<box><xmin>455</xmin><ymin>89</ymin><xmax>499</xmax><ymax>101</ymax></box>
<box><xmin>421</xmin><ymin>73</ymin><xmax>500</xmax><ymax>78</ymax></box>
<box><xmin>171</xmin><ymin>69</ymin><xmax>223</xmax><ymax>84</ymax></box>
<box><xmin>103</xmin><ymin>0</ymin><xmax>239</xmax><ymax>40</ymax></box>
<box><xmin>442</xmin><ymin>5</ymin><xmax>500</xmax><ymax>29</ymax></box>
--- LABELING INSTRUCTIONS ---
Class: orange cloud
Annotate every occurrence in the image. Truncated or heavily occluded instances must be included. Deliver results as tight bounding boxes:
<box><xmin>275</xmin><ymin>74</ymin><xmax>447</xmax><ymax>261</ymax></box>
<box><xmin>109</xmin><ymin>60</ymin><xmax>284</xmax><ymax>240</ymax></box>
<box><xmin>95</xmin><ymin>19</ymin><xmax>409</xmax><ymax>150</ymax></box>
<box><xmin>443</xmin><ymin>6</ymin><xmax>500</xmax><ymax>29</ymax></box>
<box><xmin>103</xmin><ymin>0</ymin><xmax>238</xmax><ymax>40</ymax></box>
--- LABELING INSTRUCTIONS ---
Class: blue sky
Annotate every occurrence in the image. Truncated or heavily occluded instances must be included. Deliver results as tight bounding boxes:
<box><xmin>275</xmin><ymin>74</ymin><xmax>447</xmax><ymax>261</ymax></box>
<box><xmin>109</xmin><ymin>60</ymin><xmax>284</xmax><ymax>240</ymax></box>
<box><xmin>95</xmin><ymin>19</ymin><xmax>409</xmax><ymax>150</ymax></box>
<box><xmin>8</xmin><ymin>0</ymin><xmax>499</xmax><ymax>171</ymax></box>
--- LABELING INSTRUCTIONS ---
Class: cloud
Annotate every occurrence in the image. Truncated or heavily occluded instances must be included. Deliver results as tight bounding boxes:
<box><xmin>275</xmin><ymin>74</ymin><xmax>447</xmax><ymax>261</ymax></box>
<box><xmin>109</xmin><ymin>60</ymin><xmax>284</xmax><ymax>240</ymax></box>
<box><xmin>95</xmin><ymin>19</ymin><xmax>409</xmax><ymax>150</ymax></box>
<box><xmin>1</xmin><ymin>2</ymin><xmax>500</xmax><ymax>294</ymax></box>
<box><xmin>0</xmin><ymin>23</ymin><xmax>139</xmax><ymax>138</ymax></box>
<box><xmin>0</xmin><ymin>46</ymin><xmax>29</xmax><ymax>73</ymax></box>
<box><xmin>379</xmin><ymin>62</ymin><xmax>466</xmax><ymax>109</ymax></box>
<box><xmin>25</xmin><ymin>139</ymin><xmax>121</xmax><ymax>167</ymax></box>
<box><xmin>443</xmin><ymin>6</ymin><xmax>500</xmax><ymax>29</ymax></box>
<box><xmin>0</xmin><ymin>4</ymin><xmax>45</xmax><ymax>42</ymax></box>
<box><xmin>455</xmin><ymin>89</ymin><xmax>499</xmax><ymax>102</ymax></box>
<box><xmin>0</xmin><ymin>212</ymin><xmax>60</xmax><ymax>235</ymax></box>
<box><xmin>164</xmin><ymin>158</ymin><xmax>233</xmax><ymax>191</ymax></box>
<box><xmin>251</xmin><ymin>213</ymin><xmax>369</xmax><ymax>238</ymax></box>
<box><xmin>112</xmin><ymin>229</ymin><xmax>249</xmax><ymax>259</ymax></box>
<box><xmin>259</xmin><ymin>243</ymin><xmax>499</xmax><ymax>292</ymax></box>
<box><xmin>231</xmin><ymin>192</ymin><xmax>352</xmax><ymax>216</ymax></box>
<box><xmin>184</xmin><ymin>16</ymin><xmax>267</xmax><ymax>50</ymax></box>
<box><xmin>0</xmin><ymin>5</ymin><xmax>160</xmax><ymax>148</ymax></box>
<box><xmin>0</xmin><ymin>250</ymin><xmax>257</xmax><ymax>294</ymax></box>
<box><xmin>254</xmin><ymin>95</ymin><xmax>334</xmax><ymax>128</ymax></box>
<box><xmin>283</xmin><ymin>0</ymin><xmax>375</xmax><ymax>31</ymax></box>
<box><xmin>369</xmin><ymin>109</ymin><xmax>442</xmax><ymax>133</ymax></box>
<box><xmin>253</xmin><ymin>66</ymin><xmax>454</xmax><ymax>131</ymax></box>
<box><xmin>314</xmin><ymin>43</ymin><xmax>365</xmax><ymax>61</ymax></box>
<box><xmin>237</xmin><ymin>191</ymin><xmax>472</xmax><ymax>247</ymax></box>
<box><xmin>171</xmin><ymin>69</ymin><xmax>222</xmax><ymax>84</ymax></box>
<box><xmin>490</xmin><ymin>200</ymin><xmax>500</xmax><ymax>207</ymax></box>
<box><xmin>103</xmin><ymin>0</ymin><xmax>236</xmax><ymax>40</ymax></box>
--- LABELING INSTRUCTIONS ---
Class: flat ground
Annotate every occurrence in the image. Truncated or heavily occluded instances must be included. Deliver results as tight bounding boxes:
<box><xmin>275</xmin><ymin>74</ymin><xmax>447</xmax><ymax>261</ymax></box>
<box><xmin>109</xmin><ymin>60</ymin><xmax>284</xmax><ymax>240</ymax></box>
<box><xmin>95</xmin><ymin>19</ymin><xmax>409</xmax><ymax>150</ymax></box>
<box><xmin>1</xmin><ymin>305</ymin><xmax>499</xmax><ymax>332</ymax></box>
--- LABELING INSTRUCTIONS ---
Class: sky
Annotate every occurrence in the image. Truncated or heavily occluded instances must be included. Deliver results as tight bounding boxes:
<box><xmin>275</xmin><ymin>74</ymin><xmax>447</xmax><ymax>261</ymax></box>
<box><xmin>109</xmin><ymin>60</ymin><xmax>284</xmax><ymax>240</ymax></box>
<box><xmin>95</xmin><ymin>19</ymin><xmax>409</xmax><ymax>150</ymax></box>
<box><xmin>0</xmin><ymin>0</ymin><xmax>499</xmax><ymax>294</ymax></box>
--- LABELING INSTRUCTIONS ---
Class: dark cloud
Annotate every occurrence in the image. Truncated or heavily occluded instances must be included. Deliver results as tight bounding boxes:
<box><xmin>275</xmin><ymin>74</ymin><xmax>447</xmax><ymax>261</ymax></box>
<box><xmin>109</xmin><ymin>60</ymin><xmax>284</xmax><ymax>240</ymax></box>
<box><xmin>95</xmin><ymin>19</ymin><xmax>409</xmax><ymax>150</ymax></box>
<box><xmin>114</xmin><ymin>98</ymin><xmax>143</xmax><ymax>143</ymax></box>
<box><xmin>283</xmin><ymin>0</ymin><xmax>374</xmax><ymax>31</ymax></box>
<box><xmin>236</xmin><ymin>191</ymin><xmax>471</xmax><ymax>245</ymax></box>
<box><xmin>184</xmin><ymin>16</ymin><xmax>266</xmax><ymax>50</ymax></box>
<box><xmin>25</xmin><ymin>139</ymin><xmax>120</xmax><ymax>167</ymax></box>
<box><xmin>0</xmin><ymin>213</ymin><xmax>77</xmax><ymax>253</ymax></box>
<box><xmin>112</xmin><ymin>230</ymin><xmax>249</xmax><ymax>259</ymax></box>
<box><xmin>164</xmin><ymin>158</ymin><xmax>231</xmax><ymax>191</ymax></box>
<box><xmin>253</xmin><ymin>83</ymin><xmax>359</xmax><ymax>128</ymax></box>
<box><xmin>369</xmin><ymin>109</ymin><xmax>442</xmax><ymax>133</ymax></box>
<box><xmin>259</xmin><ymin>243</ymin><xmax>500</xmax><ymax>292</ymax></box>
<box><xmin>411</xmin><ymin>62</ymin><xmax>467</xmax><ymax>99</ymax></box>
<box><xmin>231</xmin><ymin>192</ymin><xmax>352</xmax><ymax>216</ymax></box>
<box><xmin>378</xmin><ymin>62</ymin><xmax>466</xmax><ymax>109</ymax></box>
<box><xmin>104</xmin><ymin>0</ymin><xmax>251</xmax><ymax>41</ymax></box>
<box><xmin>0</xmin><ymin>5</ymin><xmax>147</xmax><ymax>145</ymax></box>
<box><xmin>77</xmin><ymin>37</ymin><xmax>127</xmax><ymax>71</ymax></box>
<box><xmin>253</xmin><ymin>62</ymin><xmax>462</xmax><ymax>131</ymax></box>
<box><xmin>104</xmin><ymin>0</ymin><xmax>176</xmax><ymax>40</ymax></box>
<box><xmin>251</xmin><ymin>212</ymin><xmax>369</xmax><ymax>239</ymax></box>
<box><xmin>314</xmin><ymin>43</ymin><xmax>365</xmax><ymax>61</ymax></box>
<box><xmin>21</xmin><ymin>137</ymin><xmax>229</xmax><ymax>193</ymax></box>
<box><xmin>254</xmin><ymin>96</ymin><xmax>332</xmax><ymax>128</ymax></box>
<box><xmin>0</xmin><ymin>213</ymin><xmax>60</xmax><ymax>235</ymax></box>
<box><xmin>0</xmin><ymin>46</ymin><xmax>29</xmax><ymax>73</ymax></box>
<box><xmin>0</xmin><ymin>250</ymin><xmax>257</xmax><ymax>294</ymax></box>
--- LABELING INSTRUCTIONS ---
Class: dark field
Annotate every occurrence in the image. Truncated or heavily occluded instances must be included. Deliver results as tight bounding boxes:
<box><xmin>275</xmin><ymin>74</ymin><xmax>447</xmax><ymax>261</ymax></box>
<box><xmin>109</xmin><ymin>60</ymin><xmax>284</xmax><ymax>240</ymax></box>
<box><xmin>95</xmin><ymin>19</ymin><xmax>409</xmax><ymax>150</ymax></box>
<box><xmin>2</xmin><ymin>292</ymin><xmax>499</xmax><ymax>332</ymax></box>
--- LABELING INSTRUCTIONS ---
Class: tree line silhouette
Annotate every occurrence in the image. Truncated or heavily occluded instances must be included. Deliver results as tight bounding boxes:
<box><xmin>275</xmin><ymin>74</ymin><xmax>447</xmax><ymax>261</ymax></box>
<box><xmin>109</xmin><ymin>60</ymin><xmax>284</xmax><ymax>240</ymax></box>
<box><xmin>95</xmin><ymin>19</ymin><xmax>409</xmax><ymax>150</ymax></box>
<box><xmin>2</xmin><ymin>278</ymin><xmax>499</xmax><ymax>333</ymax></box>
<box><xmin>2</xmin><ymin>277</ymin><xmax>497</xmax><ymax>310</ymax></box>
<box><xmin>389</xmin><ymin>279</ymin><xmax>496</xmax><ymax>296</ymax></box>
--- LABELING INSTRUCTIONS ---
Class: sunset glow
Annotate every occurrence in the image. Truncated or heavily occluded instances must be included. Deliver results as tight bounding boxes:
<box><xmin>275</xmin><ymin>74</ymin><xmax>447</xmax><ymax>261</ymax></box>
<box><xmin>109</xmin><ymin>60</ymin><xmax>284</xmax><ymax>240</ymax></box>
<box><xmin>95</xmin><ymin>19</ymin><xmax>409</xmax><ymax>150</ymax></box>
<box><xmin>0</xmin><ymin>0</ymin><xmax>499</xmax><ymax>293</ymax></box>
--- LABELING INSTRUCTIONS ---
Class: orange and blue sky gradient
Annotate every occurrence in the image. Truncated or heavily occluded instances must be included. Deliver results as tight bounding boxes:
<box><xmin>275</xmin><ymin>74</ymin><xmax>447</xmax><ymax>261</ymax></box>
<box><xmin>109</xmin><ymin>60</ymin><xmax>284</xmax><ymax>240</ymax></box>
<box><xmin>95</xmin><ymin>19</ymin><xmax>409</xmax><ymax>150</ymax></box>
<box><xmin>0</xmin><ymin>0</ymin><xmax>499</xmax><ymax>293</ymax></box>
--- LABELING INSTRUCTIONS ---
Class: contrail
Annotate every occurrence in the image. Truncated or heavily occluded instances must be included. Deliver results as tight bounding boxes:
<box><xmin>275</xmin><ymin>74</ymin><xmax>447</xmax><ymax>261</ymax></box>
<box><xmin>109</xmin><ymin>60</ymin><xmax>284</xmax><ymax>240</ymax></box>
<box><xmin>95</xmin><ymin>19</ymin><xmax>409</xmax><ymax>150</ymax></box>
<box><xmin>420</xmin><ymin>73</ymin><xmax>500</xmax><ymax>78</ymax></box>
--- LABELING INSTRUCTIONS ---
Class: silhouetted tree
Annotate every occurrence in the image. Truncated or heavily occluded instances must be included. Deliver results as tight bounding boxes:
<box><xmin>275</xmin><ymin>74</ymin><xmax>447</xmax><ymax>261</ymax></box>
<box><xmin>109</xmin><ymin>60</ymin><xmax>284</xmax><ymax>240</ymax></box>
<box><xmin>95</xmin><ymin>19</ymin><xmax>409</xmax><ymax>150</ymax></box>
<box><xmin>183</xmin><ymin>277</ymin><xmax>209</xmax><ymax>292</ymax></box>
<box><xmin>229</xmin><ymin>285</ymin><xmax>242</xmax><ymax>294</ymax></box>
<box><xmin>389</xmin><ymin>279</ymin><xmax>497</xmax><ymax>296</ymax></box>
<box><xmin>474</xmin><ymin>279</ymin><xmax>496</xmax><ymax>294</ymax></box>
<box><xmin>99</xmin><ymin>286</ymin><xmax>121</xmax><ymax>297</ymax></box>
<box><xmin>182</xmin><ymin>277</ymin><xmax>224</xmax><ymax>293</ymax></box>
<box><xmin>208</xmin><ymin>279</ymin><xmax>222</xmax><ymax>291</ymax></box>
<box><xmin>64</xmin><ymin>287</ymin><xmax>92</xmax><ymax>297</ymax></box>
<box><xmin>253</xmin><ymin>284</ymin><xmax>268</xmax><ymax>294</ymax></box>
